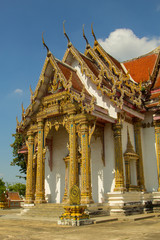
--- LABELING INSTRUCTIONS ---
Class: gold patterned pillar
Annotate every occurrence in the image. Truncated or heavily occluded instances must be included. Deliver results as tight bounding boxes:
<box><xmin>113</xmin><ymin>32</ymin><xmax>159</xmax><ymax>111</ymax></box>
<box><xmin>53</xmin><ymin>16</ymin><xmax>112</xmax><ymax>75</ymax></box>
<box><xmin>35</xmin><ymin>120</ymin><xmax>46</xmax><ymax>204</ymax></box>
<box><xmin>112</xmin><ymin>122</ymin><xmax>125</xmax><ymax>191</ymax></box>
<box><xmin>68</xmin><ymin>115</ymin><xmax>78</xmax><ymax>191</ymax></box>
<box><xmin>62</xmin><ymin>156</ymin><xmax>69</xmax><ymax>203</ymax></box>
<box><xmin>32</xmin><ymin>153</ymin><xmax>37</xmax><ymax>200</ymax></box>
<box><xmin>80</xmin><ymin>116</ymin><xmax>93</xmax><ymax>204</ymax></box>
<box><xmin>124</xmin><ymin>158</ymin><xmax>130</xmax><ymax>191</ymax></box>
<box><xmin>25</xmin><ymin>132</ymin><xmax>34</xmax><ymax>203</ymax></box>
<box><xmin>154</xmin><ymin>120</ymin><xmax>160</xmax><ymax>191</ymax></box>
<box><xmin>134</xmin><ymin>119</ymin><xmax>145</xmax><ymax>191</ymax></box>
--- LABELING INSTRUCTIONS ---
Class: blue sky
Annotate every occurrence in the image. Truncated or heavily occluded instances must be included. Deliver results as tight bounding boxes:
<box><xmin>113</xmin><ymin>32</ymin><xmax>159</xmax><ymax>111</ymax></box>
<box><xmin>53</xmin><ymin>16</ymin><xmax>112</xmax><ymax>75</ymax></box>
<box><xmin>0</xmin><ymin>0</ymin><xmax>160</xmax><ymax>184</ymax></box>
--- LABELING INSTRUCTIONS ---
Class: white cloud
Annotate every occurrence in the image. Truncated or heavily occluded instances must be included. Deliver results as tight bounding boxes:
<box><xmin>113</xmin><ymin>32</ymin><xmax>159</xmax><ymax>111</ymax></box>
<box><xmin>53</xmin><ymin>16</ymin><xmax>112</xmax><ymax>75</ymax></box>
<box><xmin>157</xmin><ymin>4</ymin><xmax>160</xmax><ymax>11</ymax></box>
<box><xmin>14</xmin><ymin>89</ymin><xmax>23</xmax><ymax>95</ymax></box>
<box><xmin>98</xmin><ymin>29</ymin><xmax>160</xmax><ymax>61</ymax></box>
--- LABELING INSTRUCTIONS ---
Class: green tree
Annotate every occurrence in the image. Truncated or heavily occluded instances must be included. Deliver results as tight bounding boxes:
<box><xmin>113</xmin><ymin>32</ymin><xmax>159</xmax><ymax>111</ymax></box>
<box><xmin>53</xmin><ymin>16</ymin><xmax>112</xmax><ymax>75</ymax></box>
<box><xmin>7</xmin><ymin>183</ymin><xmax>26</xmax><ymax>197</ymax></box>
<box><xmin>0</xmin><ymin>178</ymin><xmax>6</xmax><ymax>201</ymax></box>
<box><xmin>10</xmin><ymin>132</ymin><xmax>26</xmax><ymax>178</ymax></box>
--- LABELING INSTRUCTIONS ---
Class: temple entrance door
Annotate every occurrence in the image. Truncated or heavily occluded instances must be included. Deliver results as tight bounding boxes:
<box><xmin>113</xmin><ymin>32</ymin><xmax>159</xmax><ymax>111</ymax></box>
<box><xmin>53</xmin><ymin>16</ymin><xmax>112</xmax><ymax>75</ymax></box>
<box><xmin>45</xmin><ymin>126</ymin><xmax>68</xmax><ymax>203</ymax></box>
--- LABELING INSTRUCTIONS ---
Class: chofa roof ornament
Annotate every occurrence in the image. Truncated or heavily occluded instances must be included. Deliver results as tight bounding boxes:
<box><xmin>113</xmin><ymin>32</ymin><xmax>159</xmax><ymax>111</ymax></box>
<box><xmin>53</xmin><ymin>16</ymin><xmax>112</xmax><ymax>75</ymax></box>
<box><xmin>91</xmin><ymin>23</ymin><xmax>98</xmax><ymax>46</ymax></box>
<box><xmin>63</xmin><ymin>20</ymin><xmax>72</xmax><ymax>48</ymax></box>
<box><xmin>83</xmin><ymin>24</ymin><xmax>90</xmax><ymax>49</ymax></box>
<box><xmin>42</xmin><ymin>32</ymin><xmax>51</xmax><ymax>57</ymax></box>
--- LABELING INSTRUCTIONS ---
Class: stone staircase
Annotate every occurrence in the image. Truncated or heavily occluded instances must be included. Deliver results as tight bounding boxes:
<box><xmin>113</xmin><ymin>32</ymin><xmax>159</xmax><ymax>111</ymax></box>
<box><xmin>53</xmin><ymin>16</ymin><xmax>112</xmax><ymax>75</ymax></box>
<box><xmin>20</xmin><ymin>203</ymin><xmax>65</xmax><ymax>219</ymax></box>
<box><xmin>20</xmin><ymin>203</ymin><xmax>110</xmax><ymax>219</ymax></box>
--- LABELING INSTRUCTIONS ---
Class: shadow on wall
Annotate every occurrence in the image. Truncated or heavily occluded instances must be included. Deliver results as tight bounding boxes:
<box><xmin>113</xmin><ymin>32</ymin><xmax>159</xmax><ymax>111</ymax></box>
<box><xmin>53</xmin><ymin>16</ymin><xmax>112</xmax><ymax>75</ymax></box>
<box><xmin>91</xmin><ymin>123</ymin><xmax>115</xmax><ymax>203</ymax></box>
<box><xmin>45</xmin><ymin>126</ymin><xmax>68</xmax><ymax>203</ymax></box>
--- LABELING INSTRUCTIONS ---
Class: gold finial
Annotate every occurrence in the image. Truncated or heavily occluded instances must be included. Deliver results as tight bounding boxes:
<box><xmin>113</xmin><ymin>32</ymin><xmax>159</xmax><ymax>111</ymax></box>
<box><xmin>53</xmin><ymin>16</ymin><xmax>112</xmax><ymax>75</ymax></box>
<box><xmin>83</xmin><ymin>24</ymin><xmax>90</xmax><ymax>49</ymax></box>
<box><xmin>63</xmin><ymin>20</ymin><xmax>72</xmax><ymax>48</ymax></box>
<box><xmin>42</xmin><ymin>32</ymin><xmax>51</xmax><ymax>56</ymax></box>
<box><xmin>91</xmin><ymin>23</ymin><xmax>98</xmax><ymax>46</ymax></box>
<box><xmin>16</xmin><ymin>116</ymin><xmax>19</xmax><ymax>126</ymax></box>
<box><xmin>21</xmin><ymin>103</ymin><xmax>25</xmax><ymax>114</ymax></box>
<box><xmin>29</xmin><ymin>85</ymin><xmax>33</xmax><ymax>96</ymax></box>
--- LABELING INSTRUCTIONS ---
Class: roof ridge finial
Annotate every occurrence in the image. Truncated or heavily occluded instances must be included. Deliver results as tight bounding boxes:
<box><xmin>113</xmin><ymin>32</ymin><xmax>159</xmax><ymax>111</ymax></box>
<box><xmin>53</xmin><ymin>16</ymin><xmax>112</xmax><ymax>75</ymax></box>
<box><xmin>42</xmin><ymin>32</ymin><xmax>50</xmax><ymax>56</ymax></box>
<box><xmin>63</xmin><ymin>20</ymin><xmax>72</xmax><ymax>48</ymax></box>
<box><xmin>83</xmin><ymin>24</ymin><xmax>90</xmax><ymax>49</ymax></box>
<box><xmin>21</xmin><ymin>102</ymin><xmax>25</xmax><ymax>114</ymax></box>
<box><xmin>91</xmin><ymin>23</ymin><xmax>98</xmax><ymax>46</ymax></box>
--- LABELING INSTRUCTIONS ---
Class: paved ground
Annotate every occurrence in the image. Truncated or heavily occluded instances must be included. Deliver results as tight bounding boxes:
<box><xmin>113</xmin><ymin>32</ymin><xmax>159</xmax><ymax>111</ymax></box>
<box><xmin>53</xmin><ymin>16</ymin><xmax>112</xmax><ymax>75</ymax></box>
<box><xmin>0</xmin><ymin>215</ymin><xmax>160</xmax><ymax>240</ymax></box>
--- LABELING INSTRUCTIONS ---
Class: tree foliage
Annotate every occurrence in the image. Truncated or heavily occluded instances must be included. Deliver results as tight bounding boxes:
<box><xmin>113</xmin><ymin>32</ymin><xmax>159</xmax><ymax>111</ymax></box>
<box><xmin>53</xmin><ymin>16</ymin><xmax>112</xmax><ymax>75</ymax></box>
<box><xmin>7</xmin><ymin>183</ymin><xmax>26</xmax><ymax>196</ymax></box>
<box><xmin>10</xmin><ymin>132</ymin><xmax>26</xmax><ymax>178</ymax></box>
<box><xmin>0</xmin><ymin>178</ymin><xmax>6</xmax><ymax>201</ymax></box>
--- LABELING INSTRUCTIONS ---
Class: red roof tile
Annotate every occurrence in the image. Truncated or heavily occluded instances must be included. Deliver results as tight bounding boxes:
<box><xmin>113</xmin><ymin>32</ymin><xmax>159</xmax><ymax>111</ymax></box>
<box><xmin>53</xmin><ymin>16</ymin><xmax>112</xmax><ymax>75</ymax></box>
<box><xmin>57</xmin><ymin>62</ymin><xmax>84</xmax><ymax>93</ymax></box>
<box><xmin>154</xmin><ymin>69</ymin><xmax>160</xmax><ymax>88</ymax></box>
<box><xmin>8</xmin><ymin>192</ymin><xmax>21</xmax><ymax>201</ymax></box>
<box><xmin>18</xmin><ymin>145</ymin><xmax>28</xmax><ymax>154</ymax></box>
<box><xmin>80</xmin><ymin>54</ymin><xmax>100</xmax><ymax>77</ymax></box>
<box><xmin>123</xmin><ymin>54</ymin><xmax>158</xmax><ymax>83</ymax></box>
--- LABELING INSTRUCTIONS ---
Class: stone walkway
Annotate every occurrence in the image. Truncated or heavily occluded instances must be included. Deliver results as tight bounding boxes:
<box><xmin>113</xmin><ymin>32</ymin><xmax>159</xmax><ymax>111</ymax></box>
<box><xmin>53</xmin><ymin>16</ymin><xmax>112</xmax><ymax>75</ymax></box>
<box><xmin>0</xmin><ymin>212</ymin><xmax>160</xmax><ymax>239</ymax></box>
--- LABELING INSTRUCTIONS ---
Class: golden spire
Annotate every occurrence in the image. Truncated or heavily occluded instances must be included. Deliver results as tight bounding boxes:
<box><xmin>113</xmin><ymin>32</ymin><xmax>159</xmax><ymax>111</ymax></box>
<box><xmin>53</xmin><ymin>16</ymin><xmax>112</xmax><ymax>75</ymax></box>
<box><xmin>83</xmin><ymin>24</ymin><xmax>90</xmax><ymax>49</ymax></box>
<box><xmin>16</xmin><ymin>116</ymin><xmax>19</xmax><ymax>126</ymax></box>
<box><xmin>42</xmin><ymin>32</ymin><xmax>51</xmax><ymax>56</ymax></box>
<box><xmin>21</xmin><ymin>103</ymin><xmax>25</xmax><ymax>114</ymax></box>
<box><xmin>63</xmin><ymin>20</ymin><xmax>72</xmax><ymax>48</ymax></box>
<box><xmin>91</xmin><ymin>23</ymin><xmax>98</xmax><ymax>46</ymax></box>
<box><xmin>125</xmin><ymin>127</ymin><xmax>135</xmax><ymax>154</ymax></box>
<box><xmin>29</xmin><ymin>85</ymin><xmax>33</xmax><ymax>96</ymax></box>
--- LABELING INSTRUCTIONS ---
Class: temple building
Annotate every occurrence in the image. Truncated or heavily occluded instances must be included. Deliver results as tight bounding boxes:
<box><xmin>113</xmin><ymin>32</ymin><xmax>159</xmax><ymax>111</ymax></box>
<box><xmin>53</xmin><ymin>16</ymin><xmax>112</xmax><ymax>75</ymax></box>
<box><xmin>16</xmin><ymin>26</ymin><xmax>160</xmax><ymax>214</ymax></box>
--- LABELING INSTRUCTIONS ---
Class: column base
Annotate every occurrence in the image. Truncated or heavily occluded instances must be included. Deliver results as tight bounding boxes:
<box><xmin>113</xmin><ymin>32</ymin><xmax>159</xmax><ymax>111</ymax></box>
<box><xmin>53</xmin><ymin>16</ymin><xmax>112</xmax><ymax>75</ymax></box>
<box><xmin>152</xmin><ymin>192</ymin><xmax>160</xmax><ymax>212</ymax></box>
<box><xmin>35</xmin><ymin>194</ymin><xmax>46</xmax><ymax>204</ymax></box>
<box><xmin>62</xmin><ymin>195</ymin><xmax>69</xmax><ymax>204</ymax></box>
<box><xmin>34</xmin><ymin>200</ymin><xmax>47</xmax><ymax>204</ymax></box>
<box><xmin>114</xmin><ymin>187</ymin><xmax>126</xmax><ymax>192</ymax></box>
<box><xmin>81</xmin><ymin>195</ymin><xmax>94</xmax><ymax>204</ymax></box>
<box><xmin>25</xmin><ymin>200</ymin><xmax>34</xmax><ymax>204</ymax></box>
<box><xmin>107</xmin><ymin>191</ymin><xmax>143</xmax><ymax>216</ymax></box>
<box><xmin>25</xmin><ymin>195</ymin><xmax>34</xmax><ymax>204</ymax></box>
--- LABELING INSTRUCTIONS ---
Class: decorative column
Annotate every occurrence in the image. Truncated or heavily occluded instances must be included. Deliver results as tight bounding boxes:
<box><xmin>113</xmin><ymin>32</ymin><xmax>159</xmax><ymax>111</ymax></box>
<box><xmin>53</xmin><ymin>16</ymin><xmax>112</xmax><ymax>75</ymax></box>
<box><xmin>32</xmin><ymin>153</ymin><xmax>37</xmax><ymax>200</ymax></box>
<box><xmin>154</xmin><ymin>120</ymin><xmax>160</xmax><ymax>191</ymax></box>
<box><xmin>80</xmin><ymin>116</ymin><xmax>93</xmax><ymax>204</ymax></box>
<box><xmin>124</xmin><ymin>158</ymin><xmax>130</xmax><ymax>191</ymax></box>
<box><xmin>134</xmin><ymin>119</ymin><xmax>145</xmax><ymax>191</ymax></box>
<box><xmin>68</xmin><ymin>115</ymin><xmax>78</xmax><ymax>190</ymax></box>
<box><xmin>112</xmin><ymin>122</ymin><xmax>125</xmax><ymax>191</ymax></box>
<box><xmin>62</xmin><ymin>155</ymin><xmax>69</xmax><ymax>203</ymax></box>
<box><xmin>25</xmin><ymin>131</ymin><xmax>34</xmax><ymax>203</ymax></box>
<box><xmin>35</xmin><ymin>120</ymin><xmax>46</xmax><ymax>204</ymax></box>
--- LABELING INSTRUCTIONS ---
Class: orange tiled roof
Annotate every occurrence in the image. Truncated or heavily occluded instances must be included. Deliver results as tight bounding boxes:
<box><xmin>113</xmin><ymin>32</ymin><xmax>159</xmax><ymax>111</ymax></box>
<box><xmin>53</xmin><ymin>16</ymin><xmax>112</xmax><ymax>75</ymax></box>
<box><xmin>150</xmin><ymin>92</ymin><xmax>160</xmax><ymax>99</ymax></box>
<box><xmin>8</xmin><ymin>192</ymin><xmax>21</xmax><ymax>201</ymax></box>
<box><xmin>154</xmin><ymin>69</ymin><xmax>160</xmax><ymax>89</ymax></box>
<box><xmin>80</xmin><ymin>54</ymin><xmax>99</xmax><ymax>78</ymax></box>
<box><xmin>18</xmin><ymin>145</ymin><xmax>28</xmax><ymax>154</ymax></box>
<box><xmin>123</xmin><ymin>53</ymin><xmax>158</xmax><ymax>83</ymax></box>
<box><xmin>57</xmin><ymin>62</ymin><xmax>85</xmax><ymax>93</ymax></box>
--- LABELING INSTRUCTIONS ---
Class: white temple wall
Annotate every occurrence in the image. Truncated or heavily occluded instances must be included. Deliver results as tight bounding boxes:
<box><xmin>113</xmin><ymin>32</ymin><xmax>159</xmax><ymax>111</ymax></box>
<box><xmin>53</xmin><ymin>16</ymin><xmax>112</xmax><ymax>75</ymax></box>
<box><xmin>103</xmin><ymin>123</ymin><xmax>115</xmax><ymax>193</ymax></box>
<box><xmin>45</xmin><ymin>127</ymin><xmax>68</xmax><ymax>203</ymax></box>
<box><xmin>71</xmin><ymin>59</ymin><xmax>118</xmax><ymax>119</ymax></box>
<box><xmin>91</xmin><ymin>123</ymin><xmax>115</xmax><ymax>203</ymax></box>
<box><xmin>141</xmin><ymin>112</ymin><xmax>158</xmax><ymax>192</ymax></box>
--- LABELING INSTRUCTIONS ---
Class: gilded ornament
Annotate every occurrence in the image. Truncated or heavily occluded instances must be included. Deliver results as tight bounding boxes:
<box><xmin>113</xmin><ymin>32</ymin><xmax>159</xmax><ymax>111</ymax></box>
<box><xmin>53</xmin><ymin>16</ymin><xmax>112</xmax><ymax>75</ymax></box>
<box><xmin>69</xmin><ymin>185</ymin><xmax>81</xmax><ymax>205</ymax></box>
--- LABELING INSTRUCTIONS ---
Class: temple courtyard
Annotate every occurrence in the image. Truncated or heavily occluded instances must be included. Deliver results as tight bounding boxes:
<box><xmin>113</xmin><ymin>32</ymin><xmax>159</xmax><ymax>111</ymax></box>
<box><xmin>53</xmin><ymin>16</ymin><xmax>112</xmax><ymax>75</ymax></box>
<box><xmin>0</xmin><ymin>213</ymin><xmax>160</xmax><ymax>239</ymax></box>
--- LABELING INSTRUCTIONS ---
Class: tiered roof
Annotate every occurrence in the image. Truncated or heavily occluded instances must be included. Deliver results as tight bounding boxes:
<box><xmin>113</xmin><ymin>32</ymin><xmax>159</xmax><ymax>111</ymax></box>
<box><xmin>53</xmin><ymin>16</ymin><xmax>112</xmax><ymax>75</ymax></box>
<box><xmin>123</xmin><ymin>47</ymin><xmax>160</xmax><ymax>112</ymax></box>
<box><xmin>17</xmin><ymin>28</ymin><xmax>160</xmax><ymax>131</ymax></box>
